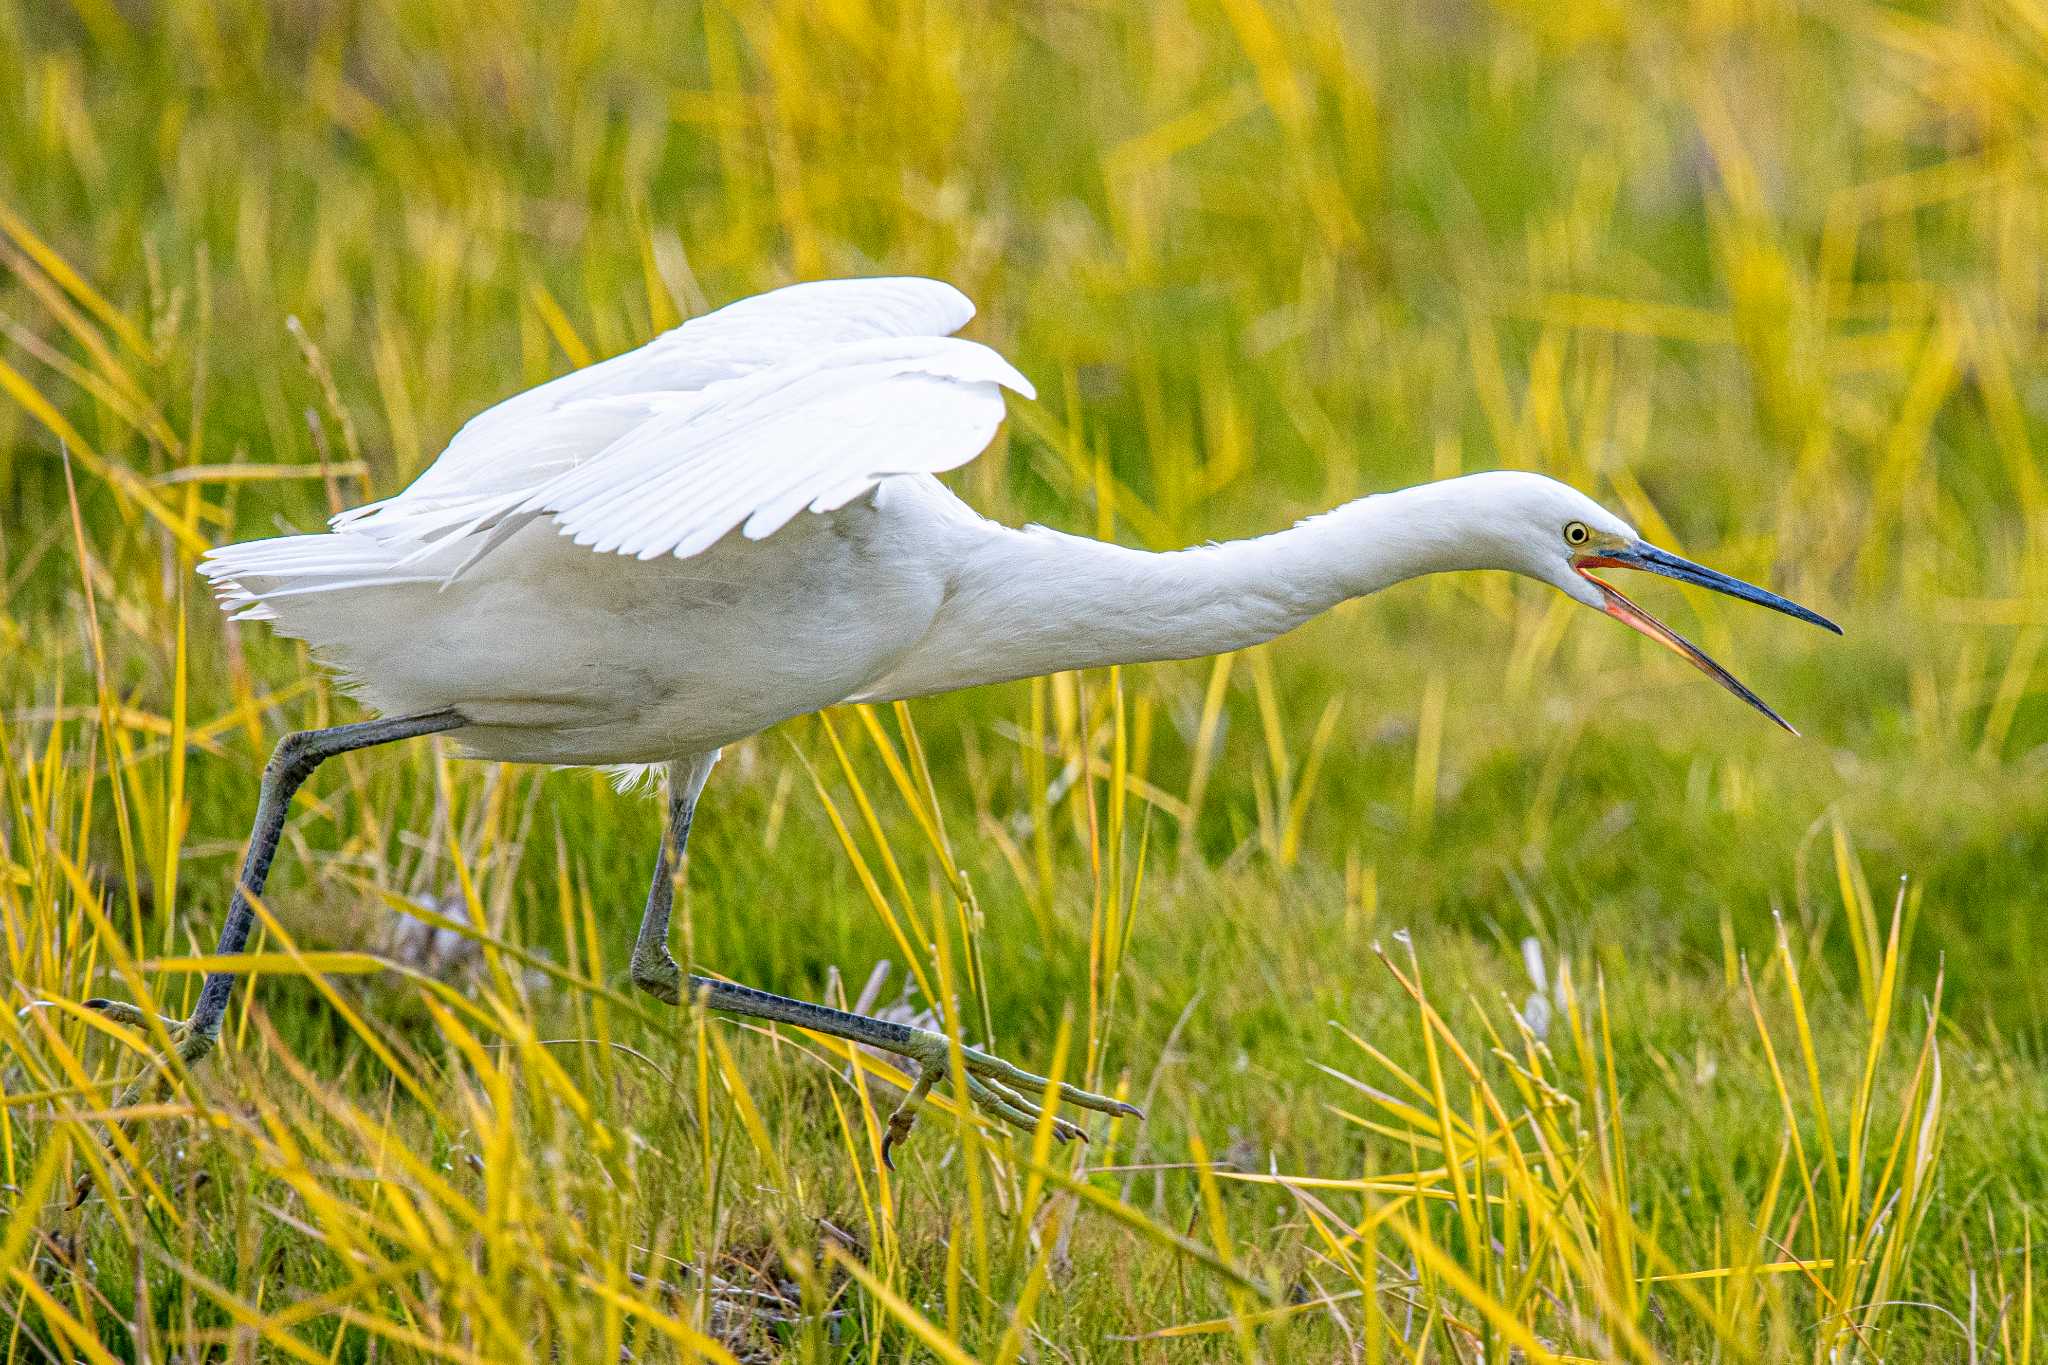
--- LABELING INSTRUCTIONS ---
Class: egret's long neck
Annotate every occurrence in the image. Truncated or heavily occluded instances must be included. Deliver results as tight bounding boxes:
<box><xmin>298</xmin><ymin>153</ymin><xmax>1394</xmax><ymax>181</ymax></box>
<box><xmin>866</xmin><ymin>483</ymin><xmax>1483</xmax><ymax>700</ymax></box>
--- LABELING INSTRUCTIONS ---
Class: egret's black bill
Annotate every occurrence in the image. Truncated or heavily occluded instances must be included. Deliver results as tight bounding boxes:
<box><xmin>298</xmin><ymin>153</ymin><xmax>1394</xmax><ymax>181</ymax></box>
<box><xmin>1573</xmin><ymin>541</ymin><xmax>1840</xmax><ymax>736</ymax></box>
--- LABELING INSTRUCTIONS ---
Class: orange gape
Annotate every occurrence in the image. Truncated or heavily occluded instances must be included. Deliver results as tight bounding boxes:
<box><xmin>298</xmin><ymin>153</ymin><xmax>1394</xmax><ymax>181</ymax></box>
<box><xmin>1572</xmin><ymin>556</ymin><xmax>1800</xmax><ymax>735</ymax></box>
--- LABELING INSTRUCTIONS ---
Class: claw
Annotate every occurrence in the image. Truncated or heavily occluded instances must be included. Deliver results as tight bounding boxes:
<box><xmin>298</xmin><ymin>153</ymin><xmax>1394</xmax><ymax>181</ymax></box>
<box><xmin>880</xmin><ymin>1062</ymin><xmax>938</xmax><ymax>1170</ymax></box>
<box><xmin>880</xmin><ymin>1097</ymin><xmax>922</xmax><ymax>1170</ymax></box>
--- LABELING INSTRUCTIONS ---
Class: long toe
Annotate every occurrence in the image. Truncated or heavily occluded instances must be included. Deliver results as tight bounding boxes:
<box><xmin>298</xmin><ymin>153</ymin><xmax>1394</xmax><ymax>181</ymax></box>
<box><xmin>69</xmin><ymin>1007</ymin><xmax>214</xmax><ymax>1208</ymax></box>
<box><xmin>961</xmin><ymin>1073</ymin><xmax>1049</xmax><ymax>1134</ymax></box>
<box><xmin>83</xmin><ymin>998</ymin><xmax>186</xmax><ymax>1033</ymax></box>
<box><xmin>877</xmin><ymin>1029</ymin><xmax>1141</xmax><ymax>1163</ymax></box>
<box><xmin>956</xmin><ymin>1045</ymin><xmax>1144</xmax><ymax>1121</ymax></box>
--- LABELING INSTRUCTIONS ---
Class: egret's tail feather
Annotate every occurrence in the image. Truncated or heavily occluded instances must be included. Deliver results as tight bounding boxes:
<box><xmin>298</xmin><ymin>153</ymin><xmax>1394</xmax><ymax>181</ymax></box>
<box><xmin>198</xmin><ymin>531</ymin><xmax>479</xmax><ymax>720</ymax></box>
<box><xmin>200</xmin><ymin>533</ymin><xmax>445</xmax><ymax>628</ymax></box>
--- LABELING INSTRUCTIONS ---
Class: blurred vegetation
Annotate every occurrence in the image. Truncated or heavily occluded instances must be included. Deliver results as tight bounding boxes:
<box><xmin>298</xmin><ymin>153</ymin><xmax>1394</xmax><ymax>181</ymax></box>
<box><xmin>0</xmin><ymin>0</ymin><xmax>2044</xmax><ymax>1359</ymax></box>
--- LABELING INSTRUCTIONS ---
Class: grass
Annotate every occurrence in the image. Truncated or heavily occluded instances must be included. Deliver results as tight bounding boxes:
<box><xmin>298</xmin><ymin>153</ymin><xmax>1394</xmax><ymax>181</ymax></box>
<box><xmin>1</xmin><ymin>0</ymin><xmax>2046</xmax><ymax>1358</ymax></box>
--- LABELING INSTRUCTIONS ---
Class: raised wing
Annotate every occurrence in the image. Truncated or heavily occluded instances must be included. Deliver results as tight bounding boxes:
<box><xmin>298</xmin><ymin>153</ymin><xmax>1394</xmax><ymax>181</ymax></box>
<box><xmin>334</xmin><ymin>276</ymin><xmax>985</xmax><ymax>548</ymax></box>
<box><xmin>521</xmin><ymin>334</ymin><xmax>1031</xmax><ymax>561</ymax></box>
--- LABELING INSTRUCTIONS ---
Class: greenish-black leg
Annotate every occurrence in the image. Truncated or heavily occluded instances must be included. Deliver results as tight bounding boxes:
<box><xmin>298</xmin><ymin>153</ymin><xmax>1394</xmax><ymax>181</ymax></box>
<box><xmin>625</xmin><ymin>754</ymin><xmax>1142</xmax><ymax>1166</ymax></box>
<box><xmin>628</xmin><ymin>752</ymin><xmax>719</xmax><ymax>1005</ymax></box>
<box><xmin>88</xmin><ymin>709</ymin><xmax>466</xmax><ymax>1091</ymax></box>
<box><xmin>74</xmin><ymin>709</ymin><xmax>466</xmax><ymax>1201</ymax></box>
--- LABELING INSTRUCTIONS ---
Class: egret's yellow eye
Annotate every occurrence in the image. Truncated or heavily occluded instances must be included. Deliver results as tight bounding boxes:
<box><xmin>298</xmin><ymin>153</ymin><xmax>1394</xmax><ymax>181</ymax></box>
<box><xmin>1564</xmin><ymin>521</ymin><xmax>1591</xmax><ymax>546</ymax></box>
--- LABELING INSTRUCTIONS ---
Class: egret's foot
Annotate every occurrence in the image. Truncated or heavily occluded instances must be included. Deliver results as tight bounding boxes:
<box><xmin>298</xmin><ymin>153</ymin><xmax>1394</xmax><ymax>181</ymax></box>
<box><xmin>655</xmin><ymin>972</ymin><xmax>1145</xmax><ymax>1169</ymax></box>
<box><xmin>82</xmin><ymin>998</ymin><xmax>218</xmax><ymax>1108</ymax></box>
<box><xmin>68</xmin><ymin>999</ymin><xmax>219</xmax><ymax>1206</ymax></box>
<box><xmin>878</xmin><ymin>1028</ymin><xmax>1142</xmax><ymax>1170</ymax></box>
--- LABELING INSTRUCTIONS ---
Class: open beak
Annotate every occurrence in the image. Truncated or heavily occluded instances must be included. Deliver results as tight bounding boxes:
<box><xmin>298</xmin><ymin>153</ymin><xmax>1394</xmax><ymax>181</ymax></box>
<box><xmin>1573</xmin><ymin>542</ymin><xmax>1841</xmax><ymax>735</ymax></box>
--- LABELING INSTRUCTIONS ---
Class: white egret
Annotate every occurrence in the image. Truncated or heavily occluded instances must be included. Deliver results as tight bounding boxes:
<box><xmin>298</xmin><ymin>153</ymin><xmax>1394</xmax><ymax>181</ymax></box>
<box><xmin>87</xmin><ymin>277</ymin><xmax>1838</xmax><ymax>1163</ymax></box>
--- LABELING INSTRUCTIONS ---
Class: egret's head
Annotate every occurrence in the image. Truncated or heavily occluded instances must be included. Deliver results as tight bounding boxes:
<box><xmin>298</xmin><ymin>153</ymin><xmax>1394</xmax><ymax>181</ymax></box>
<box><xmin>1451</xmin><ymin>472</ymin><xmax>1841</xmax><ymax>733</ymax></box>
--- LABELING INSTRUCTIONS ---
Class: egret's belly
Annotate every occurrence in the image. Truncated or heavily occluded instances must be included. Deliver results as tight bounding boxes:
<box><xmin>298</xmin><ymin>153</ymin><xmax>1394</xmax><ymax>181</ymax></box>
<box><xmin>329</xmin><ymin>512</ymin><xmax>946</xmax><ymax>765</ymax></box>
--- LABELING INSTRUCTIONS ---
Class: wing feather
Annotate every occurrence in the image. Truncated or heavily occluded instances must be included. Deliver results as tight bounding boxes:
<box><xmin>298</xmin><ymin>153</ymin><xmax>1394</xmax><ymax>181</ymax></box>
<box><xmin>335</xmin><ymin>276</ymin><xmax>979</xmax><ymax>535</ymax></box>
<box><xmin>217</xmin><ymin>277</ymin><xmax>1029</xmax><ymax>604</ymax></box>
<box><xmin>513</xmin><ymin>334</ymin><xmax>1030</xmax><ymax>564</ymax></box>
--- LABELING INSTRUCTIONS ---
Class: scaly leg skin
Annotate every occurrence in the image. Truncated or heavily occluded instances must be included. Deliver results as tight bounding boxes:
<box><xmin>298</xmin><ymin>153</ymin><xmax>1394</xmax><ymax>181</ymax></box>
<box><xmin>627</xmin><ymin>753</ymin><xmax>720</xmax><ymax>1007</ymax></box>
<box><xmin>625</xmin><ymin>755</ymin><xmax>1140</xmax><ymax>1167</ymax></box>
<box><xmin>78</xmin><ymin>711</ymin><xmax>466</xmax><ymax>1175</ymax></box>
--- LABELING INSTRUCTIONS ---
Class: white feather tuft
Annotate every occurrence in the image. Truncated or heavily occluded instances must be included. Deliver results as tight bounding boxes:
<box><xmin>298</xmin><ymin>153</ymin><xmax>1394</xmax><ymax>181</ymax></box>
<box><xmin>604</xmin><ymin>764</ymin><xmax>667</xmax><ymax>797</ymax></box>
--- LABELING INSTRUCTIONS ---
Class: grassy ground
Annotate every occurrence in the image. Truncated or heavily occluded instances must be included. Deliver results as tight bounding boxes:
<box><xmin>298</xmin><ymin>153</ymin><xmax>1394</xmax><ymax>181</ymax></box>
<box><xmin>2</xmin><ymin>0</ymin><xmax>2046</xmax><ymax>1358</ymax></box>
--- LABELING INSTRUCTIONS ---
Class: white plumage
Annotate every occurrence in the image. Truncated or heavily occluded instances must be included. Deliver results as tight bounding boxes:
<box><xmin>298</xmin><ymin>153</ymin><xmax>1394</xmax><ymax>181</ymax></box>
<box><xmin>202</xmin><ymin>279</ymin><xmax>1036</xmax><ymax>763</ymax></box>
<box><xmin>203</xmin><ymin>275</ymin><xmax>1835</xmax><ymax>768</ymax></box>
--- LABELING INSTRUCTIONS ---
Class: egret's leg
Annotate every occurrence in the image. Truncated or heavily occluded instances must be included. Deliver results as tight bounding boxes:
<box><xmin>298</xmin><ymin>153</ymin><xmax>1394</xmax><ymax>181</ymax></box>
<box><xmin>620</xmin><ymin>752</ymin><xmax>1136</xmax><ymax>1164</ymax></box>
<box><xmin>628</xmin><ymin>753</ymin><xmax>720</xmax><ymax>1006</ymax></box>
<box><xmin>618</xmin><ymin>757</ymin><xmax>1138</xmax><ymax>1162</ymax></box>
<box><xmin>86</xmin><ymin>709</ymin><xmax>466</xmax><ymax>1097</ymax></box>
